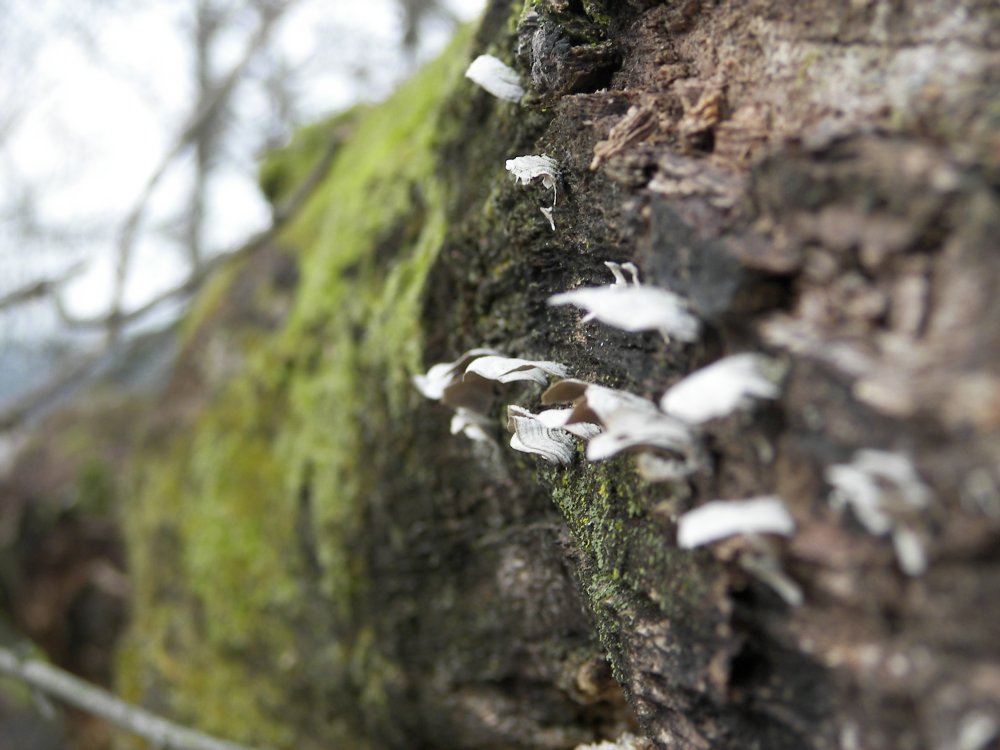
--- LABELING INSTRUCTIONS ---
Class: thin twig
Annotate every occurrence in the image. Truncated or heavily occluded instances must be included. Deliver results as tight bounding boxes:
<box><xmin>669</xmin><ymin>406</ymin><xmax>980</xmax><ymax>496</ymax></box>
<box><xmin>0</xmin><ymin>646</ymin><xmax>266</xmax><ymax>750</ymax></box>
<box><xmin>58</xmin><ymin>130</ymin><xmax>343</xmax><ymax>333</ymax></box>
<box><xmin>3</xmin><ymin>96</ymin><xmax>340</xmax><ymax>434</ymax></box>
<box><xmin>271</xmin><ymin>129</ymin><xmax>346</xmax><ymax>225</ymax></box>
<box><xmin>0</xmin><ymin>261</ymin><xmax>86</xmax><ymax>312</ymax></box>
<box><xmin>108</xmin><ymin>1</ymin><xmax>296</xmax><ymax>342</ymax></box>
<box><xmin>0</xmin><ymin>349</ymin><xmax>104</xmax><ymax>432</ymax></box>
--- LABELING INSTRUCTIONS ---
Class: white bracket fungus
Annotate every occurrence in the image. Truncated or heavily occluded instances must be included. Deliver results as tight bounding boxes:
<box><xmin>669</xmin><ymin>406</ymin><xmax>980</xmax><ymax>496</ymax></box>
<box><xmin>659</xmin><ymin>353</ymin><xmax>781</xmax><ymax>424</ymax></box>
<box><xmin>464</xmin><ymin>354</ymin><xmax>569</xmax><ymax>385</ymax></box>
<box><xmin>548</xmin><ymin>263</ymin><xmax>700</xmax><ymax>342</ymax></box>
<box><xmin>450</xmin><ymin>407</ymin><xmax>493</xmax><ymax>443</ymax></box>
<box><xmin>636</xmin><ymin>452</ymin><xmax>702</xmax><ymax>483</ymax></box>
<box><xmin>585</xmin><ymin>409</ymin><xmax>694</xmax><ymax>462</ymax></box>
<box><xmin>414</xmin><ymin>350</ymin><xmax>571</xmax><ymax>445</ymax></box>
<box><xmin>542</xmin><ymin>379</ymin><xmax>699</xmax><ymax>468</ymax></box>
<box><xmin>413</xmin><ymin>350</ymin><xmax>568</xmax><ymax>404</ymax></box>
<box><xmin>677</xmin><ymin>496</ymin><xmax>796</xmax><ymax>549</ymax></box>
<box><xmin>573</xmin><ymin>734</ymin><xmax>645</xmax><ymax>750</ymax></box>
<box><xmin>543</xmin><ymin>378</ymin><xmax>661</xmax><ymax>424</ymax></box>
<box><xmin>738</xmin><ymin>545</ymin><xmax>804</xmax><ymax>607</ymax></box>
<box><xmin>824</xmin><ymin>449</ymin><xmax>932</xmax><ymax>575</ymax></box>
<box><xmin>676</xmin><ymin>497</ymin><xmax>801</xmax><ymax>606</ymax></box>
<box><xmin>465</xmin><ymin>54</ymin><xmax>524</xmax><ymax>103</ymax></box>
<box><xmin>412</xmin><ymin>347</ymin><xmax>499</xmax><ymax>401</ymax></box>
<box><xmin>533</xmin><ymin>408</ymin><xmax>603</xmax><ymax>439</ymax></box>
<box><xmin>825</xmin><ymin>450</ymin><xmax>930</xmax><ymax>534</ymax></box>
<box><xmin>605</xmin><ymin>260</ymin><xmax>640</xmax><ymax>289</ymax></box>
<box><xmin>505</xmin><ymin>155</ymin><xmax>559</xmax><ymax>230</ymax></box>
<box><xmin>507</xmin><ymin>405</ymin><xmax>577</xmax><ymax>465</ymax></box>
<box><xmin>505</xmin><ymin>155</ymin><xmax>558</xmax><ymax>195</ymax></box>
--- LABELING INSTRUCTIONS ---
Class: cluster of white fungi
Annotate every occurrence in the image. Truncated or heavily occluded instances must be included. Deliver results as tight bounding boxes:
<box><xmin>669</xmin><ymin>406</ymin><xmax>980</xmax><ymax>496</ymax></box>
<box><xmin>413</xmin><ymin>54</ymin><xmax>939</xmax><ymax>611</ymax></box>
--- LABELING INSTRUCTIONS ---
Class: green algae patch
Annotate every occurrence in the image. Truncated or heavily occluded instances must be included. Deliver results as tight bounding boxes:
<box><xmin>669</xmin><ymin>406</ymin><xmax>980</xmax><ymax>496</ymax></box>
<box><xmin>546</xmin><ymin>459</ymin><xmax>713</xmax><ymax>623</ymax></box>
<box><xmin>117</xmin><ymin>27</ymin><xmax>476</xmax><ymax>750</ymax></box>
<box><xmin>117</xmin><ymin>373</ymin><xmax>304</xmax><ymax>748</ymax></box>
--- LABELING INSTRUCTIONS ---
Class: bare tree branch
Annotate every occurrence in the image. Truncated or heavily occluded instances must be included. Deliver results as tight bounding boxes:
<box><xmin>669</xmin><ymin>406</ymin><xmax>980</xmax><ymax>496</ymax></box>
<box><xmin>57</xmin><ymin>248</ymin><xmax>233</xmax><ymax>332</ymax></box>
<box><xmin>57</xmin><ymin>128</ymin><xmax>343</xmax><ymax>334</ymax></box>
<box><xmin>0</xmin><ymin>350</ymin><xmax>103</xmax><ymax>432</ymax></box>
<box><xmin>108</xmin><ymin>0</ymin><xmax>296</xmax><ymax>343</ymax></box>
<box><xmin>0</xmin><ymin>646</ymin><xmax>267</xmax><ymax>750</ymax></box>
<box><xmin>270</xmin><ymin>127</ymin><xmax>346</xmax><ymax>225</ymax></box>
<box><xmin>0</xmin><ymin>124</ymin><xmax>340</xmax><ymax>435</ymax></box>
<box><xmin>0</xmin><ymin>262</ymin><xmax>85</xmax><ymax>312</ymax></box>
<box><xmin>186</xmin><ymin>0</ymin><xmax>225</xmax><ymax>272</ymax></box>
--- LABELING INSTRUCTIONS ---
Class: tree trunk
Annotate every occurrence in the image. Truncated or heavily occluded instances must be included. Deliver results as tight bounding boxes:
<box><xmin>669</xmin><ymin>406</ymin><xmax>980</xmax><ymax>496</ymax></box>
<box><xmin>5</xmin><ymin>2</ymin><xmax>999</xmax><ymax>750</ymax></box>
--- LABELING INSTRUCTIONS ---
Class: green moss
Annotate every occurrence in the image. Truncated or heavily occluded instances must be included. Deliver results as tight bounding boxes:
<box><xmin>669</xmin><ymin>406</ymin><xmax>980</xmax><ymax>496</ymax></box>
<box><xmin>75</xmin><ymin>457</ymin><xmax>117</xmax><ymax>517</ymax></box>
<box><xmin>581</xmin><ymin>1</ymin><xmax>613</xmax><ymax>29</ymax></box>
<box><xmin>258</xmin><ymin>109</ymin><xmax>359</xmax><ymax>208</ymax></box>
<box><xmin>117</xmin><ymin>26</ymin><xmax>477</xmax><ymax>750</ymax></box>
<box><xmin>116</xmin><ymin>9</ymin><xmax>656</xmax><ymax>745</ymax></box>
<box><xmin>546</xmin><ymin>458</ymin><xmax>714</xmax><ymax>645</ymax></box>
<box><xmin>178</xmin><ymin>259</ymin><xmax>241</xmax><ymax>346</ymax></box>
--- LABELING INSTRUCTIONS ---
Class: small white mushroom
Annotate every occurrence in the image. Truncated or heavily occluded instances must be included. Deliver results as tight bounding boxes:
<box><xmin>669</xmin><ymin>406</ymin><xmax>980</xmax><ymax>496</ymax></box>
<box><xmin>660</xmin><ymin>353</ymin><xmax>781</xmax><ymax>424</ymax></box>
<box><xmin>533</xmin><ymin>408</ymin><xmax>603</xmax><ymax>439</ymax></box>
<box><xmin>416</xmin><ymin>349</ymin><xmax>562</xmax><ymax>444</ymax></box>
<box><xmin>739</xmin><ymin>548</ymin><xmax>804</xmax><ymax>607</ymax></box>
<box><xmin>636</xmin><ymin>452</ymin><xmax>701</xmax><ymax>483</ymax></box>
<box><xmin>548</xmin><ymin>279</ymin><xmax>700</xmax><ymax>342</ymax></box>
<box><xmin>505</xmin><ymin>155</ymin><xmax>559</xmax><ymax>194</ymax></box>
<box><xmin>954</xmin><ymin>712</ymin><xmax>1000</xmax><ymax>750</ymax></box>
<box><xmin>573</xmin><ymin>734</ymin><xmax>644</xmax><ymax>750</ymax></box>
<box><xmin>604</xmin><ymin>261</ymin><xmax>640</xmax><ymax>289</ymax></box>
<box><xmin>539</xmin><ymin>205</ymin><xmax>556</xmax><ymax>231</ymax></box>
<box><xmin>465</xmin><ymin>354</ymin><xmax>569</xmax><ymax>385</ymax></box>
<box><xmin>542</xmin><ymin>378</ymin><xmax>698</xmax><ymax>468</ymax></box>
<box><xmin>825</xmin><ymin>449</ymin><xmax>930</xmax><ymax>535</ymax></box>
<box><xmin>824</xmin><ymin>449</ymin><xmax>932</xmax><ymax>575</ymax></box>
<box><xmin>677</xmin><ymin>496</ymin><xmax>796</xmax><ymax>549</ymax></box>
<box><xmin>506</xmin><ymin>154</ymin><xmax>559</xmax><ymax>229</ymax></box>
<box><xmin>543</xmin><ymin>379</ymin><xmax>661</xmax><ymax>423</ymax></box>
<box><xmin>856</xmin><ymin>450</ymin><xmax>931</xmax><ymax>508</ymax></box>
<box><xmin>450</xmin><ymin>407</ymin><xmax>493</xmax><ymax>443</ymax></box>
<box><xmin>465</xmin><ymin>54</ymin><xmax>524</xmax><ymax>102</ymax></box>
<box><xmin>891</xmin><ymin>525</ymin><xmax>928</xmax><ymax>577</ymax></box>
<box><xmin>825</xmin><ymin>462</ymin><xmax>892</xmax><ymax>535</ymax></box>
<box><xmin>413</xmin><ymin>347</ymin><xmax>500</xmax><ymax>401</ymax></box>
<box><xmin>586</xmin><ymin>409</ymin><xmax>694</xmax><ymax>462</ymax></box>
<box><xmin>507</xmin><ymin>405</ymin><xmax>577</xmax><ymax>465</ymax></box>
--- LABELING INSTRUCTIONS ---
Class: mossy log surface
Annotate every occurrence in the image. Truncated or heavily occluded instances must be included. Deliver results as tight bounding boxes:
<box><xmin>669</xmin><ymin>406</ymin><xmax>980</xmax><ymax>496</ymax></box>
<box><xmin>4</xmin><ymin>2</ymin><xmax>1000</xmax><ymax>750</ymax></box>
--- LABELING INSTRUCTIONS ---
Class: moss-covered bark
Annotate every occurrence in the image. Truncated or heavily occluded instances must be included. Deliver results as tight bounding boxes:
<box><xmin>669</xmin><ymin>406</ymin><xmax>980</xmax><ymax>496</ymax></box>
<box><xmin>115</xmin><ymin>19</ymin><xmax>627</xmax><ymax>750</ymax></box>
<box><xmin>6</xmin><ymin>2</ymin><xmax>999</xmax><ymax>749</ymax></box>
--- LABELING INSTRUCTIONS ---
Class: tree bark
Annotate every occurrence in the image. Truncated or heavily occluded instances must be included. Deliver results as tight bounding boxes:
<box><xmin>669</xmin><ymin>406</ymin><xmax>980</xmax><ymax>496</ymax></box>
<box><xmin>4</xmin><ymin>2</ymin><xmax>999</xmax><ymax>750</ymax></box>
<box><xmin>420</xmin><ymin>3</ymin><xmax>1000</xmax><ymax>746</ymax></box>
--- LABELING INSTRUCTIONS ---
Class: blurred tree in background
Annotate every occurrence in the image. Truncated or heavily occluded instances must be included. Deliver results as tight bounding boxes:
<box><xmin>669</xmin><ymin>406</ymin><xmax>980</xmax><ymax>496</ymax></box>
<box><xmin>0</xmin><ymin>0</ymin><xmax>470</xmax><ymax>428</ymax></box>
<box><xmin>0</xmin><ymin>2</ymin><xmax>474</xmax><ymax>748</ymax></box>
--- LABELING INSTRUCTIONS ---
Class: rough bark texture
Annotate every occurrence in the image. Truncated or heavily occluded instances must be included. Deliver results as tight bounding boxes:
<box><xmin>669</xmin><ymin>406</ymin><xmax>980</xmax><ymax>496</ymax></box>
<box><xmin>3</xmin><ymin>2</ymin><xmax>1000</xmax><ymax>750</ymax></box>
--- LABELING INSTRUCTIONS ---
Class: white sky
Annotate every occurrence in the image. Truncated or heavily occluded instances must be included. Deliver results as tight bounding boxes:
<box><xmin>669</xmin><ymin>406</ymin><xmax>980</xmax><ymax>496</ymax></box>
<box><xmin>0</xmin><ymin>0</ymin><xmax>485</xmax><ymax>335</ymax></box>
